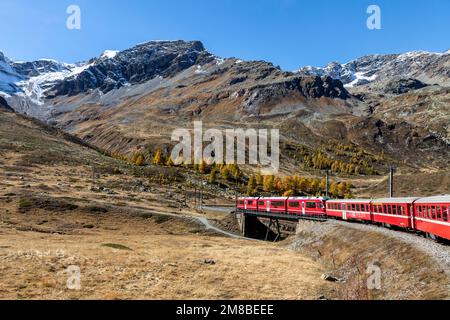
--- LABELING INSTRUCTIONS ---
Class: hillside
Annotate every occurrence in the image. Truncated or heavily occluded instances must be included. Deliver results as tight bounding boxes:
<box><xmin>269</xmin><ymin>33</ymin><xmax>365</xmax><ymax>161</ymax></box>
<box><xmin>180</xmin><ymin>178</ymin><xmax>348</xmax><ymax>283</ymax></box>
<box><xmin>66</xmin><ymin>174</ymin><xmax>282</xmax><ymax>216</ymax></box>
<box><xmin>1</xmin><ymin>41</ymin><xmax>449</xmax><ymax>196</ymax></box>
<box><xmin>0</xmin><ymin>104</ymin><xmax>448</xmax><ymax>300</ymax></box>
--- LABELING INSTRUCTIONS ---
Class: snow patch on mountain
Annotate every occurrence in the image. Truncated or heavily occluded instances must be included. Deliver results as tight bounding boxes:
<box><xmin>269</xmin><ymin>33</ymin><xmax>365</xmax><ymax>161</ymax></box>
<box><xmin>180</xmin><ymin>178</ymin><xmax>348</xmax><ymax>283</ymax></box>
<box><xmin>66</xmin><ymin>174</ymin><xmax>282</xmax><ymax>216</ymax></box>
<box><xmin>100</xmin><ymin>50</ymin><xmax>119</xmax><ymax>59</ymax></box>
<box><xmin>0</xmin><ymin>53</ymin><xmax>24</xmax><ymax>94</ymax></box>
<box><xmin>346</xmin><ymin>72</ymin><xmax>378</xmax><ymax>88</ymax></box>
<box><xmin>0</xmin><ymin>50</ymin><xmax>95</xmax><ymax>106</ymax></box>
<box><xmin>14</xmin><ymin>62</ymin><xmax>91</xmax><ymax>105</ymax></box>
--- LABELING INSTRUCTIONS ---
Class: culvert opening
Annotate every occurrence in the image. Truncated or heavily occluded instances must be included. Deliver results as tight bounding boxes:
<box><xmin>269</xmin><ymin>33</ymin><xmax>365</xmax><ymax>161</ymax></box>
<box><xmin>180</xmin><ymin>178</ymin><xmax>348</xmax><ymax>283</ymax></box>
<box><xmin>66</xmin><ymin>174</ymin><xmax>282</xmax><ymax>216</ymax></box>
<box><xmin>240</xmin><ymin>215</ymin><xmax>297</xmax><ymax>242</ymax></box>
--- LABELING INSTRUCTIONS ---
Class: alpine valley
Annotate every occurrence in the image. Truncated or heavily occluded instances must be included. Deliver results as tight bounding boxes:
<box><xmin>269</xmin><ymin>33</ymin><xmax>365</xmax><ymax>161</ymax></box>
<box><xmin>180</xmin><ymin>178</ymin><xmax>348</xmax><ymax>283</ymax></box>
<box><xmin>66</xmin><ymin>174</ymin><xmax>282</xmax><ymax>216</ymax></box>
<box><xmin>1</xmin><ymin>41</ymin><xmax>449</xmax><ymax>196</ymax></box>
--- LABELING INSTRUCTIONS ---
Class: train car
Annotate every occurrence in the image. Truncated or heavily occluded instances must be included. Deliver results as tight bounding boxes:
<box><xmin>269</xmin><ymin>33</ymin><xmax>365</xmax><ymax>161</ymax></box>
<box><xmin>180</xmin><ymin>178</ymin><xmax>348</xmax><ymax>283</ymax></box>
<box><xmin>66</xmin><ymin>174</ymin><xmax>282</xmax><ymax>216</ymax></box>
<box><xmin>413</xmin><ymin>195</ymin><xmax>450</xmax><ymax>240</ymax></box>
<box><xmin>237</xmin><ymin>197</ymin><xmax>259</xmax><ymax>211</ymax></box>
<box><xmin>287</xmin><ymin>197</ymin><xmax>327</xmax><ymax>218</ymax></box>
<box><xmin>257</xmin><ymin>197</ymin><xmax>288</xmax><ymax>213</ymax></box>
<box><xmin>237</xmin><ymin>197</ymin><xmax>246</xmax><ymax>211</ymax></box>
<box><xmin>326</xmin><ymin>199</ymin><xmax>372</xmax><ymax>221</ymax></box>
<box><xmin>371</xmin><ymin>197</ymin><xmax>418</xmax><ymax>229</ymax></box>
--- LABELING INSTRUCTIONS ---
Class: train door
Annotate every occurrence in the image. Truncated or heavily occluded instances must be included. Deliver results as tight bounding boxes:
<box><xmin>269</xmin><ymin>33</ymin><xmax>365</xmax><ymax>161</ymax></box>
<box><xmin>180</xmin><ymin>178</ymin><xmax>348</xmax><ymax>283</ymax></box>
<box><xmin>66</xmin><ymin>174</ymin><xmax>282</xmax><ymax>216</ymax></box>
<box><xmin>266</xmin><ymin>201</ymin><xmax>271</xmax><ymax>212</ymax></box>
<box><xmin>244</xmin><ymin>201</ymin><xmax>247</xmax><ymax>211</ymax></box>
<box><xmin>342</xmin><ymin>203</ymin><xmax>347</xmax><ymax>220</ymax></box>
<box><xmin>302</xmin><ymin>202</ymin><xmax>306</xmax><ymax>215</ymax></box>
<box><xmin>410</xmin><ymin>205</ymin><xmax>415</xmax><ymax>229</ymax></box>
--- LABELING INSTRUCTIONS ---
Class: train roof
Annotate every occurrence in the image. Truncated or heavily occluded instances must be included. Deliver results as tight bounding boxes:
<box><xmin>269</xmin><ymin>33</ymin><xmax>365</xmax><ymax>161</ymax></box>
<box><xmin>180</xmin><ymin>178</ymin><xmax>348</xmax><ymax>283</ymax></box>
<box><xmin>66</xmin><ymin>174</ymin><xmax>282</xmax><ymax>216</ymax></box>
<box><xmin>258</xmin><ymin>197</ymin><xmax>288</xmax><ymax>200</ymax></box>
<box><xmin>288</xmin><ymin>197</ymin><xmax>328</xmax><ymax>201</ymax></box>
<box><xmin>327</xmin><ymin>199</ymin><xmax>372</xmax><ymax>203</ymax></box>
<box><xmin>415</xmin><ymin>195</ymin><xmax>450</xmax><ymax>204</ymax></box>
<box><xmin>372</xmin><ymin>197</ymin><xmax>419</xmax><ymax>204</ymax></box>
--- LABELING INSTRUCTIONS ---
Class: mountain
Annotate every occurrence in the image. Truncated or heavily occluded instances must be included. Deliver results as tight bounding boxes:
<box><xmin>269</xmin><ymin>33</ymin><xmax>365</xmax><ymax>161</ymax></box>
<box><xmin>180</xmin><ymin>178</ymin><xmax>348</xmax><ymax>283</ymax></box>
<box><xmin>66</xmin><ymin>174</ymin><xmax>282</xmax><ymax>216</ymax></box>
<box><xmin>0</xmin><ymin>41</ymin><xmax>449</xmax><ymax>184</ymax></box>
<box><xmin>0</xmin><ymin>95</ymin><xmax>13</xmax><ymax>111</ymax></box>
<box><xmin>47</xmin><ymin>40</ymin><xmax>214</xmax><ymax>98</ymax></box>
<box><xmin>297</xmin><ymin>50</ymin><xmax>450</xmax><ymax>88</ymax></box>
<box><xmin>0</xmin><ymin>52</ymin><xmax>23</xmax><ymax>93</ymax></box>
<box><xmin>0</xmin><ymin>41</ymin><xmax>353</xmax><ymax>121</ymax></box>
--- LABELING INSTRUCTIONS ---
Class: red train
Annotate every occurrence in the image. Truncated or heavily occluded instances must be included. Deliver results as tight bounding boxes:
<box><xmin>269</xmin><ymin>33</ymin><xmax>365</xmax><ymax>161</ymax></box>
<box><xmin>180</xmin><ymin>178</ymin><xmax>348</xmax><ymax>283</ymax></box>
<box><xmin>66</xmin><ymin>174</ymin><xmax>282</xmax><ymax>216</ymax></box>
<box><xmin>237</xmin><ymin>195</ymin><xmax>450</xmax><ymax>241</ymax></box>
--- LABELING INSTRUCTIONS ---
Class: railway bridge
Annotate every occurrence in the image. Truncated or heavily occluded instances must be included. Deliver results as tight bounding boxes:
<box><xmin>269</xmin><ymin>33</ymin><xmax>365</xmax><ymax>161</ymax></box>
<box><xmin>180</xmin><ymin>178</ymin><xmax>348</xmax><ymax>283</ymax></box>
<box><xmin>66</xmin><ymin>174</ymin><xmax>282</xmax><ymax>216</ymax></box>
<box><xmin>235</xmin><ymin>209</ymin><xmax>326</xmax><ymax>241</ymax></box>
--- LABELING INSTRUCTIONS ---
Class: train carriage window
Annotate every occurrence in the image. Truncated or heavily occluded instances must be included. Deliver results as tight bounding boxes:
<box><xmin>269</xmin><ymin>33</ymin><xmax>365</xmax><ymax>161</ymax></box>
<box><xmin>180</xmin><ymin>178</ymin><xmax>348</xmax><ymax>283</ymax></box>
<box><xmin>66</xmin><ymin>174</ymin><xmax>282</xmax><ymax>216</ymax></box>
<box><xmin>399</xmin><ymin>206</ymin><xmax>404</xmax><ymax>216</ymax></box>
<box><xmin>431</xmin><ymin>206</ymin><xmax>436</xmax><ymax>220</ymax></box>
<box><xmin>258</xmin><ymin>201</ymin><xmax>264</xmax><ymax>206</ymax></box>
<box><xmin>272</xmin><ymin>201</ymin><xmax>285</xmax><ymax>207</ymax></box>
<box><xmin>427</xmin><ymin>206</ymin><xmax>431</xmax><ymax>219</ymax></box>
<box><xmin>356</xmin><ymin>204</ymin><xmax>360</xmax><ymax>212</ymax></box>
<box><xmin>392</xmin><ymin>205</ymin><xmax>398</xmax><ymax>215</ymax></box>
<box><xmin>437</xmin><ymin>207</ymin><xmax>442</xmax><ymax>220</ymax></box>
<box><xmin>306</xmin><ymin>202</ymin><xmax>316</xmax><ymax>209</ymax></box>
<box><xmin>444</xmin><ymin>207</ymin><xmax>449</xmax><ymax>222</ymax></box>
<box><xmin>248</xmin><ymin>201</ymin><xmax>253</xmax><ymax>206</ymax></box>
<box><xmin>341</xmin><ymin>204</ymin><xmax>346</xmax><ymax>210</ymax></box>
<box><xmin>289</xmin><ymin>202</ymin><xmax>300</xmax><ymax>208</ymax></box>
<box><xmin>239</xmin><ymin>201</ymin><xmax>245</xmax><ymax>205</ymax></box>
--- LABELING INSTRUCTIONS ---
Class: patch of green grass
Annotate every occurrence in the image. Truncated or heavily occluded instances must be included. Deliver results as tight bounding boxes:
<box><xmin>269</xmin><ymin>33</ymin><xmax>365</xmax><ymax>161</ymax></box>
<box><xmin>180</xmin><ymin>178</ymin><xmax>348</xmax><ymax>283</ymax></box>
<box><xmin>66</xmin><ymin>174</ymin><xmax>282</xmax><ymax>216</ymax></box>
<box><xmin>101</xmin><ymin>243</ymin><xmax>132</xmax><ymax>251</ymax></box>
<box><xmin>18</xmin><ymin>199</ymin><xmax>32</xmax><ymax>209</ymax></box>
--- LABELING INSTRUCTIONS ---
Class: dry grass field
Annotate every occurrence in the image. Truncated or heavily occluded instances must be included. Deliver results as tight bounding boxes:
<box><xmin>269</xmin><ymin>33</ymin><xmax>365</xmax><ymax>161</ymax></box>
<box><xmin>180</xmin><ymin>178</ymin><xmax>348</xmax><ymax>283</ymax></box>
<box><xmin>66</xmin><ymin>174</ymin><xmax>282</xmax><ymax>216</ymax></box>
<box><xmin>0</xmin><ymin>110</ymin><xmax>336</xmax><ymax>300</ymax></box>
<box><xmin>0</xmin><ymin>199</ymin><xmax>337</xmax><ymax>300</ymax></box>
<box><xmin>0</xmin><ymin>110</ymin><xmax>448</xmax><ymax>300</ymax></box>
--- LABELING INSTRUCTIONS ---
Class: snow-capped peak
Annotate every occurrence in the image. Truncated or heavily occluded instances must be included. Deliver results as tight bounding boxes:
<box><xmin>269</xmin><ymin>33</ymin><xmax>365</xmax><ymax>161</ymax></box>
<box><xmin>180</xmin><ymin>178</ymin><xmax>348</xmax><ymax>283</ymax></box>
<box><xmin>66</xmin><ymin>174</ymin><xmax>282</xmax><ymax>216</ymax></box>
<box><xmin>100</xmin><ymin>50</ymin><xmax>119</xmax><ymax>59</ymax></box>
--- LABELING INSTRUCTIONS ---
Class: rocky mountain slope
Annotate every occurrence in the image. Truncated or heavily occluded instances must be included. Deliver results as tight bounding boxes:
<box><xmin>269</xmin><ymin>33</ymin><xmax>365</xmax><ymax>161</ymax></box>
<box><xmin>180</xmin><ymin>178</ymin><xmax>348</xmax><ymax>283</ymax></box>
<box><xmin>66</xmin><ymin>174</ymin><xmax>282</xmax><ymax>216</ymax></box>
<box><xmin>0</xmin><ymin>41</ymin><xmax>449</xmax><ymax>182</ymax></box>
<box><xmin>297</xmin><ymin>50</ymin><xmax>450</xmax><ymax>88</ymax></box>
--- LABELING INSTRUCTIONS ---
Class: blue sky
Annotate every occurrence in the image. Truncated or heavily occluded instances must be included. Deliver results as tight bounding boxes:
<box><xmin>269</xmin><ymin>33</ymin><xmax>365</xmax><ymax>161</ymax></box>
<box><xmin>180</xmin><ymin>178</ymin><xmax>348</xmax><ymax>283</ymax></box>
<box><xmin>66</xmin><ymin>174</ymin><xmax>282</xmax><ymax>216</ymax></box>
<box><xmin>0</xmin><ymin>0</ymin><xmax>448</xmax><ymax>70</ymax></box>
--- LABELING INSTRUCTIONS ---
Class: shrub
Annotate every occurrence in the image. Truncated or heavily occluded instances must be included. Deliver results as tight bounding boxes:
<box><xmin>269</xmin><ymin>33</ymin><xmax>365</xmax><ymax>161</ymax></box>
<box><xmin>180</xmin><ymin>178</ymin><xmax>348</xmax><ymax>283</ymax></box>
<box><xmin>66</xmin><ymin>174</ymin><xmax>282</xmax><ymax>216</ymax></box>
<box><xmin>19</xmin><ymin>199</ymin><xmax>32</xmax><ymax>209</ymax></box>
<box><xmin>101</xmin><ymin>243</ymin><xmax>132</xmax><ymax>251</ymax></box>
